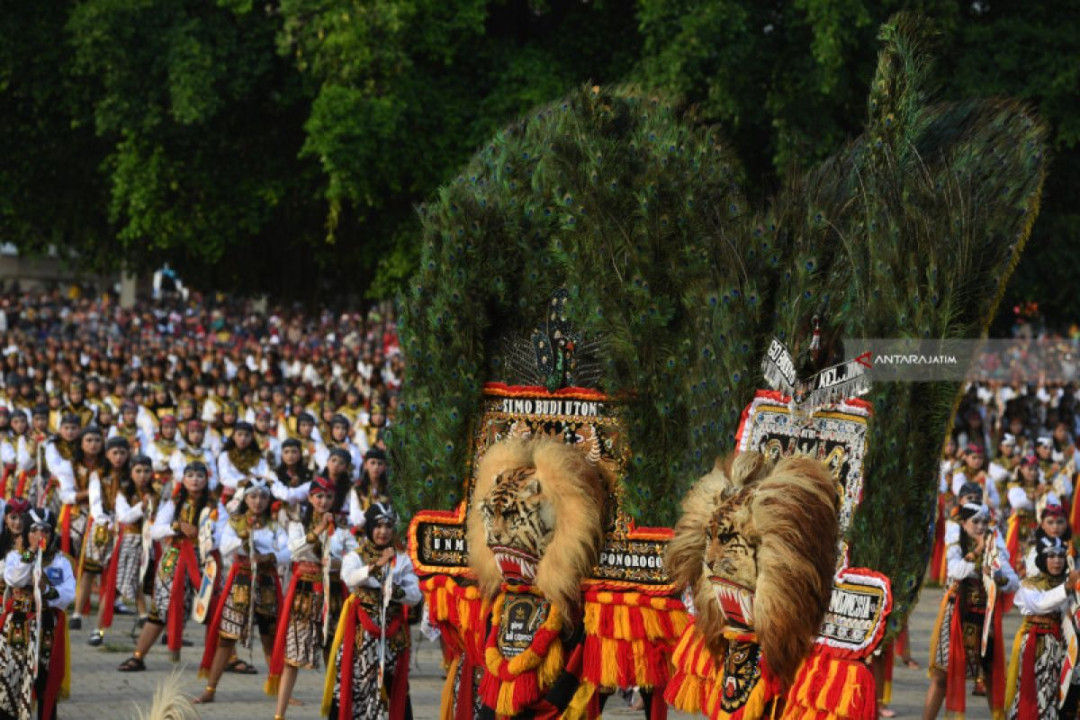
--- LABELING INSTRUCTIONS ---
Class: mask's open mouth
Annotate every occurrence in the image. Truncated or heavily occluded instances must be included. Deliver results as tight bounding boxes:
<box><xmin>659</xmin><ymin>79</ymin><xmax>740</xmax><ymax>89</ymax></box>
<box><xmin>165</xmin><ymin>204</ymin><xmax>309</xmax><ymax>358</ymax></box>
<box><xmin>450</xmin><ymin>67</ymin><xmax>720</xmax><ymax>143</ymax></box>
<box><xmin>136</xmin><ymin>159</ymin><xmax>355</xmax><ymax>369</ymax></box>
<box><xmin>709</xmin><ymin>575</ymin><xmax>755</xmax><ymax>629</ymax></box>
<box><xmin>490</xmin><ymin>544</ymin><xmax>540</xmax><ymax>582</ymax></box>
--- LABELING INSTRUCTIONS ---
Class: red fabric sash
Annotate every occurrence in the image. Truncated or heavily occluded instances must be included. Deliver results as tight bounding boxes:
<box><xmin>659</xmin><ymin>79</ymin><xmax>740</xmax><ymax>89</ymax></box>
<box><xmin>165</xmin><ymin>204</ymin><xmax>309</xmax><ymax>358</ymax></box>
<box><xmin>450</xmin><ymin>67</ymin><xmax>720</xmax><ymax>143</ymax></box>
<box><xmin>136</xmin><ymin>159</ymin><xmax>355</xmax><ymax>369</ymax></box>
<box><xmin>199</xmin><ymin>560</ymin><xmax>246</xmax><ymax>673</ymax></box>
<box><xmin>268</xmin><ymin>568</ymin><xmax>313</xmax><ymax>685</ymax></box>
<box><xmin>650</xmin><ymin>688</ymin><xmax>667</xmax><ymax>720</ymax></box>
<box><xmin>167</xmin><ymin>539</ymin><xmax>201</xmax><ymax>653</ymax></box>
<box><xmin>1017</xmin><ymin>627</ymin><xmax>1040</xmax><ymax>720</ymax></box>
<box><xmin>97</xmin><ymin>525</ymin><xmax>127</xmax><ymax>630</ymax></box>
<box><xmin>338</xmin><ymin>600</ymin><xmax>408</xmax><ymax>720</ymax></box>
<box><xmin>0</xmin><ymin>464</ymin><xmax>12</xmax><ymax>498</ymax></box>
<box><xmin>59</xmin><ymin>504</ymin><xmax>73</xmax><ymax>556</ymax></box>
<box><xmin>14</xmin><ymin>470</ymin><xmax>33</xmax><ymax>500</ymax></box>
<box><xmin>454</xmin><ymin>655</ymin><xmax>477</xmax><ymax>720</ymax></box>
<box><xmin>929</xmin><ymin>495</ymin><xmax>947</xmax><ymax>584</ymax></box>
<box><xmin>40</xmin><ymin>609</ymin><xmax>67</xmax><ymax>720</ymax></box>
<box><xmin>945</xmin><ymin>589</ymin><xmax>967</xmax><ymax>716</ymax></box>
<box><xmin>991</xmin><ymin>595</ymin><xmax>1005</xmax><ymax>714</ymax></box>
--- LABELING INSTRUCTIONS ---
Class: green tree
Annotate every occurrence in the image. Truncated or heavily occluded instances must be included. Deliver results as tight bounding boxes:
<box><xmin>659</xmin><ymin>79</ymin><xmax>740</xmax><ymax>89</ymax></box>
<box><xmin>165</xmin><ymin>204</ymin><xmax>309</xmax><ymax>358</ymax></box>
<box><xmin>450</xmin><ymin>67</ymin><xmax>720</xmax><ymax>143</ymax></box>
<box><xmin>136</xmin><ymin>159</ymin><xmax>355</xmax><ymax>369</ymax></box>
<box><xmin>0</xmin><ymin>4</ymin><xmax>110</xmax><ymax>264</ymax></box>
<box><xmin>65</xmin><ymin>0</ymin><xmax>330</xmax><ymax>297</ymax></box>
<box><xmin>276</xmin><ymin>0</ymin><xmax>643</xmax><ymax>294</ymax></box>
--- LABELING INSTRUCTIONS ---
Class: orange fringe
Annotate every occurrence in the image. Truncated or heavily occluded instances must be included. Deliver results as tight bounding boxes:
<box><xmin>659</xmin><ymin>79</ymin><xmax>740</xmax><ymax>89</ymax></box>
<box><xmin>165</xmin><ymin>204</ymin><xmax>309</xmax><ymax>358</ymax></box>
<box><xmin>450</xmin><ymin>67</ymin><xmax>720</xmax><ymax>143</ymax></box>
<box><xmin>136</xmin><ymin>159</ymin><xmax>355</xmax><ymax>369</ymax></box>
<box><xmin>664</xmin><ymin>620</ymin><xmax>781</xmax><ymax>719</ymax></box>
<box><xmin>664</xmin><ymin>620</ymin><xmax>719</xmax><ymax>715</ymax></box>
<box><xmin>582</xmin><ymin>589</ymin><xmax>689</xmax><ymax>691</ymax></box>
<box><xmin>421</xmin><ymin>575</ymin><xmax>489</xmax><ymax>665</ymax></box>
<box><xmin>781</xmin><ymin>647</ymin><xmax>876</xmax><ymax>720</ymax></box>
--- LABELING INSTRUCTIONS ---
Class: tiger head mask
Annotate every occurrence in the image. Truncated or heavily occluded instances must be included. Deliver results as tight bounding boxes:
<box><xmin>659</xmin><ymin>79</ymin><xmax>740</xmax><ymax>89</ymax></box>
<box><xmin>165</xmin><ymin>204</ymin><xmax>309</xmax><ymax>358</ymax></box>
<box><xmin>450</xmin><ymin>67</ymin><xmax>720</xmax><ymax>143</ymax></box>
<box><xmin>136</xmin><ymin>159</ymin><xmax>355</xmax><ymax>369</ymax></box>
<box><xmin>468</xmin><ymin>437</ymin><xmax>607</xmax><ymax>615</ymax></box>
<box><xmin>665</xmin><ymin>451</ymin><xmax>838</xmax><ymax>684</ymax></box>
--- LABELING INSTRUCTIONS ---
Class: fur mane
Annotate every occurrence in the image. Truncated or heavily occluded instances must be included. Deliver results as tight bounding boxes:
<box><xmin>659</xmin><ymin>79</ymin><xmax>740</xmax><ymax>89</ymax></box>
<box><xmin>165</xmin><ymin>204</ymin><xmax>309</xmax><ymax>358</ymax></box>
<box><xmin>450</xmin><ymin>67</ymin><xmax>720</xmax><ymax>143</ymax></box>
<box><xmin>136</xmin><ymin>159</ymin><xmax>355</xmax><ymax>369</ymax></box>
<box><xmin>468</xmin><ymin>437</ymin><xmax>606</xmax><ymax>616</ymax></box>
<box><xmin>666</xmin><ymin>451</ymin><xmax>838</xmax><ymax>684</ymax></box>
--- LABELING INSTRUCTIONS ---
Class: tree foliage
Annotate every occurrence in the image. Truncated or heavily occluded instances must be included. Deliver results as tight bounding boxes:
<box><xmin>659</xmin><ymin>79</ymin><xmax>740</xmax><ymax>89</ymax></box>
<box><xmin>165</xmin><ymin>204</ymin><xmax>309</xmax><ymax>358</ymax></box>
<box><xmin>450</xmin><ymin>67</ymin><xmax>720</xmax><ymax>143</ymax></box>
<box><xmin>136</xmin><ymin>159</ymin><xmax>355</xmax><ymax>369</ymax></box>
<box><xmin>0</xmin><ymin>0</ymin><xmax>1076</xmax><ymax>317</ymax></box>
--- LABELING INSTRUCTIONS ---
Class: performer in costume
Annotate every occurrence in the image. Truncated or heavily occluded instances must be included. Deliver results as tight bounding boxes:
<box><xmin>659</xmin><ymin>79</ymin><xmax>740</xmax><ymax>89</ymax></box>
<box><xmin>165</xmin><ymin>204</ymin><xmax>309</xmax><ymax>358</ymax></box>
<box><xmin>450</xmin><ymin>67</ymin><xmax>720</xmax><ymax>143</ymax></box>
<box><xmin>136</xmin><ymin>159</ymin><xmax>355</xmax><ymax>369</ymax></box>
<box><xmin>60</xmin><ymin>425</ymin><xmax>104</xmax><ymax>623</ymax></box>
<box><xmin>267</xmin><ymin>475</ymin><xmax>357</xmax><ymax>718</ymax></box>
<box><xmin>196</xmin><ymin>477</ymin><xmax>288</xmax><ymax>704</ymax></box>
<box><xmin>348</xmin><ymin>447</ymin><xmax>389</xmax><ymax>523</ymax></box>
<box><xmin>25</xmin><ymin>407</ymin><xmax>52</xmax><ymax>511</ymax></box>
<box><xmin>0</xmin><ymin>508</ymin><xmax>75</xmax><ymax>720</ymax></box>
<box><xmin>171</xmin><ymin>419</ymin><xmax>218</xmax><ymax>490</ymax></box>
<box><xmin>315</xmin><ymin>415</ymin><xmax>362</xmax><ymax>481</ymax></box>
<box><xmin>665</xmin><ymin>452</ymin><xmax>840</xmax><ymax>719</ymax></box>
<box><xmin>274</xmin><ymin>438</ymin><xmax>313</xmax><ymax>503</ymax></box>
<box><xmin>1006</xmin><ymin>456</ymin><xmax>1053</xmax><ymax>578</ymax></box>
<box><xmin>1004</xmin><ymin>536</ymin><xmax>1080</xmax><ymax>720</ymax></box>
<box><xmin>61</xmin><ymin>379</ymin><xmax>96</xmax><ymax>428</ymax></box>
<box><xmin>73</xmin><ymin>435</ymin><xmax>130</xmax><ymax>631</ymax></box>
<box><xmin>1023</xmin><ymin>505</ymin><xmax>1073</xmax><ymax>577</ymax></box>
<box><xmin>324</xmin><ymin>502</ymin><xmax>420</xmax><ymax>720</ymax></box>
<box><xmin>321</xmin><ymin>449</ymin><xmax>359</xmax><ymax>524</ymax></box>
<box><xmin>254</xmin><ymin>410</ymin><xmax>281</xmax><ymax>465</ymax></box>
<box><xmin>90</xmin><ymin>453</ymin><xmax>156</xmax><ymax>643</ymax></box>
<box><xmin>931</xmin><ymin>438</ymin><xmax>961</xmax><ymax>585</ymax></box>
<box><xmin>42</xmin><ymin>414</ymin><xmax>80</xmax><ymax>523</ymax></box>
<box><xmin>988</xmin><ymin>434</ymin><xmax>1020</xmax><ymax>509</ymax></box>
<box><xmin>117</xmin><ymin>461</ymin><xmax>220</xmax><ymax>670</ymax></box>
<box><xmin>0</xmin><ymin>498</ymin><xmax>29</xmax><ymax>595</ymax></box>
<box><xmin>217</xmin><ymin>422</ymin><xmax>269</xmax><ymax>495</ymax></box>
<box><xmin>923</xmin><ymin>502</ymin><xmax>1019</xmax><ymax>719</ymax></box>
<box><xmin>952</xmin><ymin>445</ymin><xmax>1000</xmax><ymax>515</ymax></box>
<box><xmin>146</xmin><ymin>414</ymin><xmax>180</xmax><ymax>491</ymax></box>
<box><xmin>110</xmin><ymin>402</ymin><xmax>149</xmax><ymax>455</ymax></box>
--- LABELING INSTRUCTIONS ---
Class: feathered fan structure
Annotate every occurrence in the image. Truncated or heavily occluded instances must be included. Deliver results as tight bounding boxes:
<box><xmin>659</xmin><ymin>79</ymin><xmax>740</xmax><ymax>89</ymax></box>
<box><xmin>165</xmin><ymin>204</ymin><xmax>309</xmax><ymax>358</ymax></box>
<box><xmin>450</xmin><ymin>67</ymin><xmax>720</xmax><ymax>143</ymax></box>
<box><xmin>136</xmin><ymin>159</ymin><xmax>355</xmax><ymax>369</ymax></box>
<box><xmin>392</xmin><ymin>14</ymin><xmax>1045</xmax><ymax>634</ymax></box>
<box><xmin>131</xmin><ymin>671</ymin><xmax>200</xmax><ymax>720</ymax></box>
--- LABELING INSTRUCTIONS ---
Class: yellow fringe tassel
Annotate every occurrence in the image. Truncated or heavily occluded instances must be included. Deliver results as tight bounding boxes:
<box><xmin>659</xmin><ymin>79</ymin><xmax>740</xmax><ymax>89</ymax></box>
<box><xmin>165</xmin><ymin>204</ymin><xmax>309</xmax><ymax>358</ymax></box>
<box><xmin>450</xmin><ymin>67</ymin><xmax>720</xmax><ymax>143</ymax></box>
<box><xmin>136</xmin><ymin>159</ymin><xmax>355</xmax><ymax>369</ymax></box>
<box><xmin>439</xmin><ymin>655</ymin><xmax>461</xmax><ymax>720</ymax></box>
<box><xmin>563</xmin><ymin>680</ymin><xmax>597</xmax><ymax>720</ymax></box>
<box><xmin>321</xmin><ymin>594</ymin><xmax>357</xmax><ymax>718</ymax></box>
<box><xmin>1004</xmin><ymin>622</ymin><xmax>1025</xmax><ymax>713</ymax></box>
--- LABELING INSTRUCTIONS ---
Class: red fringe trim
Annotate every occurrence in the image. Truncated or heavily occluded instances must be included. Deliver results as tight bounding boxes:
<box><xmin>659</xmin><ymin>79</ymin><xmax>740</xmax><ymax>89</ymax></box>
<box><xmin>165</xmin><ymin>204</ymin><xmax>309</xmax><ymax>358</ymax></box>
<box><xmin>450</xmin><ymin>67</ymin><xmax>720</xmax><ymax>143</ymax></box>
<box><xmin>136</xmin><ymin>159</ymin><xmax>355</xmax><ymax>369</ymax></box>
<box><xmin>782</xmin><ymin>646</ymin><xmax>876</xmax><ymax>720</ymax></box>
<box><xmin>581</xmin><ymin>589</ymin><xmax>689</xmax><ymax>690</ymax></box>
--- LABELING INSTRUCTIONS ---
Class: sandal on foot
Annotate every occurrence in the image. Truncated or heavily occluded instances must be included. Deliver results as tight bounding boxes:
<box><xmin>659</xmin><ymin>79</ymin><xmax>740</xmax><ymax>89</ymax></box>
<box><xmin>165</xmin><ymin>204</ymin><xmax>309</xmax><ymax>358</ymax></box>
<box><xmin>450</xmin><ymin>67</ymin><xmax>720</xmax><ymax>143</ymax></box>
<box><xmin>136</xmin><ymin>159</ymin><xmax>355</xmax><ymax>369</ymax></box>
<box><xmin>117</xmin><ymin>656</ymin><xmax>146</xmax><ymax>672</ymax></box>
<box><xmin>226</xmin><ymin>658</ymin><xmax>259</xmax><ymax>674</ymax></box>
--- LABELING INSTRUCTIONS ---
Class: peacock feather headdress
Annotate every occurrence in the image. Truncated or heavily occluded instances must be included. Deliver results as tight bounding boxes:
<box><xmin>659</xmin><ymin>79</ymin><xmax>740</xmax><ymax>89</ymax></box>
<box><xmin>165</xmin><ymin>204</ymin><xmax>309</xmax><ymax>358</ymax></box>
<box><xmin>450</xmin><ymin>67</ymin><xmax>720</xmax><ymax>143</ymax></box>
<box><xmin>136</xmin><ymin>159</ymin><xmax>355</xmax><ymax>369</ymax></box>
<box><xmin>391</xmin><ymin>15</ymin><xmax>1046</xmax><ymax>632</ymax></box>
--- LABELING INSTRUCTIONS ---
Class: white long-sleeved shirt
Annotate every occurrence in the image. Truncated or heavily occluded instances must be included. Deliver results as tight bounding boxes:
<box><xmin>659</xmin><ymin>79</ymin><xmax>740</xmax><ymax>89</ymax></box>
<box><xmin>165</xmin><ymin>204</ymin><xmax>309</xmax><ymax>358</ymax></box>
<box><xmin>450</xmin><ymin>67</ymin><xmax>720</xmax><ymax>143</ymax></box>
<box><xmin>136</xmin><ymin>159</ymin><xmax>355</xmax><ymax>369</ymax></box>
<box><xmin>1014</xmin><ymin>578</ymin><xmax>1069</xmax><ymax>616</ymax></box>
<box><xmin>45</xmin><ymin>441</ymin><xmax>75</xmax><ymax>503</ymax></box>
<box><xmin>1008</xmin><ymin>485</ymin><xmax>1061</xmax><ymax>513</ymax></box>
<box><xmin>219</xmin><ymin>520</ymin><xmax>290</xmax><ymax>566</ymax></box>
<box><xmin>151</xmin><ymin>498</ymin><xmax>226</xmax><ymax>547</ymax></box>
<box><xmin>146</xmin><ymin>438</ymin><xmax>180</xmax><ymax>474</ymax></box>
<box><xmin>4</xmin><ymin>551</ymin><xmax>76</xmax><ymax>610</ymax></box>
<box><xmin>88</xmin><ymin>472</ymin><xmax>116</xmax><ymax>524</ymax></box>
<box><xmin>0</xmin><ymin>438</ymin><xmax>15</xmax><ymax>468</ymax></box>
<box><xmin>114</xmin><ymin>491</ymin><xmax>146</xmax><ymax>526</ymax></box>
<box><xmin>946</xmin><ymin>529</ymin><xmax>1020</xmax><ymax>593</ymax></box>
<box><xmin>340</xmin><ymin>549</ymin><xmax>421</xmax><ymax>607</ymax></box>
<box><xmin>271</xmin><ymin>479</ymin><xmax>311</xmax><ymax>506</ymax></box>
<box><xmin>217</xmin><ymin>453</ymin><xmax>270</xmax><ymax>491</ymax></box>
<box><xmin>286</xmin><ymin>520</ymin><xmax>357</xmax><ymax>564</ymax></box>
